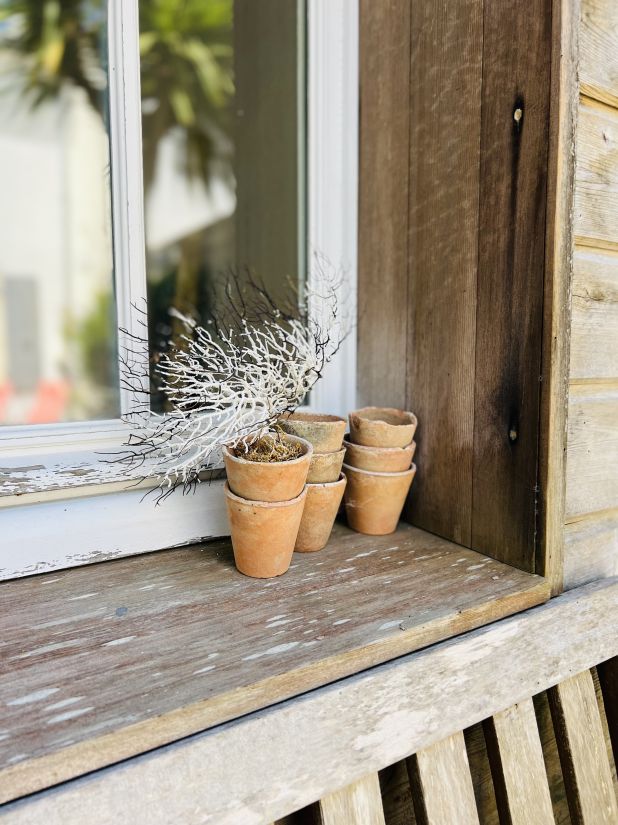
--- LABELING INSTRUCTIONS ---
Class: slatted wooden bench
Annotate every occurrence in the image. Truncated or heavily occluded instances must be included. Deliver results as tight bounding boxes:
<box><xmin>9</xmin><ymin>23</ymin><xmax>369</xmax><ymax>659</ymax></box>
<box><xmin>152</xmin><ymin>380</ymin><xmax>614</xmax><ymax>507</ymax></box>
<box><xmin>2</xmin><ymin>577</ymin><xmax>616</xmax><ymax>824</ymax></box>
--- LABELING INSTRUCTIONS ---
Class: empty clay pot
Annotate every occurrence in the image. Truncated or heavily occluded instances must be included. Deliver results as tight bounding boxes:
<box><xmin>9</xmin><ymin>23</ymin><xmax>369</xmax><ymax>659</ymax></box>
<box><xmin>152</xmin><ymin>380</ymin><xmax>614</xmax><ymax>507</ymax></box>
<box><xmin>348</xmin><ymin>407</ymin><xmax>417</xmax><ymax>448</ymax></box>
<box><xmin>343</xmin><ymin>439</ymin><xmax>416</xmax><ymax>473</ymax></box>
<box><xmin>295</xmin><ymin>473</ymin><xmax>347</xmax><ymax>553</ymax></box>
<box><xmin>224</xmin><ymin>483</ymin><xmax>307</xmax><ymax>578</ymax></box>
<box><xmin>223</xmin><ymin>434</ymin><xmax>312</xmax><ymax>502</ymax></box>
<box><xmin>307</xmin><ymin>447</ymin><xmax>346</xmax><ymax>483</ymax></box>
<box><xmin>343</xmin><ymin>463</ymin><xmax>416</xmax><ymax>535</ymax></box>
<box><xmin>278</xmin><ymin>412</ymin><xmax>346</xmax><ymax>454</ymax></box>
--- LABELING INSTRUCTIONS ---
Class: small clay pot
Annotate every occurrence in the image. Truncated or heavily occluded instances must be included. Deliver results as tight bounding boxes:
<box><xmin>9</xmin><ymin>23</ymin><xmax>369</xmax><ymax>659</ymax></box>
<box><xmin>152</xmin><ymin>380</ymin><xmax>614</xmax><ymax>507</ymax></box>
<box><xmin>278</xmin><ymin>412</ymin><xmax>346</xmax><ymax>454</ymax></box>
<box><xmin>223</xmin><ymin>434</ymin><xmax>312</xmax><ymax>502</ymax></box>
<box><xmin>343</xmin><ymin>439</ymin><xmax>416</xmax><ymax>473</ymax></box>
<box><xmin>225</xmin><ymin>483</ymin><xmax>307</xmax><ymax>577</ymax></box>
<box><xmin>295</xmin><ymin>474</ymin><xmax>347</xmax><ymax>553</ymax></box>
<box><xmin>348</xmin><ymin>407</ymin><xmax>417</xmax><ymax>448</ymax></box>
<box><xmin>307</xmin><ymin>447</ymin><xmax>346</xmax><ymax>483</ymax></box>
<box><xmin>343</xmin><ymin>463</ymin><xmax>416</xmax><ymax>535</ymax></box>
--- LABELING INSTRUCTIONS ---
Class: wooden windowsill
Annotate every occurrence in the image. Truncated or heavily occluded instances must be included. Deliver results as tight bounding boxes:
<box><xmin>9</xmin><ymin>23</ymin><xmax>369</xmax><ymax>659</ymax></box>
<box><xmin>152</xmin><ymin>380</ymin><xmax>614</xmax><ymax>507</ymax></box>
<box><xmin>0</xmin><ymin>522</ymin><xmax>550</xmax><ymax>803</ymax></box>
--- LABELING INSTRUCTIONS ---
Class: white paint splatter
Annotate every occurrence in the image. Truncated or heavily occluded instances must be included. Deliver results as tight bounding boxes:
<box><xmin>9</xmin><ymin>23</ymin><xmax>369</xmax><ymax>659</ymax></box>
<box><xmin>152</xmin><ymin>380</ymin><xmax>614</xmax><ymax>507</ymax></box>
<box><xmin>47</xmin><ymin>697</ymin><xmax>84</xmax><ymax>711</ymax></box>
<box><xmin>378</xmin><ymin>620</ymin><xmax>402</xmax><ymax>631</ymax></box>
<box><xmin>333</xmin><ymin>619</ymin><xmax>351</xmax><ymax>626</ymax></box>
<box><xmin>67</xmin><ymin>592</ymin><xmax>99</xmax><ymax>601</ymax></box>
<box><xmin>193</xmin><ymin>665</ymin><xmax>216</xmax><ymax>675</ymax></box>
<box><xmin>7</xmin><ymin>688</ymin><xmax>59</xmax><ymax>706</ymax></box>
<box><xmin>242</xmin><ymin>641</ymin><xmax>300</xmax><ymax>661</ymax></box>
<box><xmin>337</xmin><ymin>567</ymin><xmax>355</xmax><ymax>573</ymax></box>
<box><xmin>102</xmin><ymin>636</ymin><xmax>136</xmax><ymax>647</ymax></box>
<box><xmin>46</xmin><ymin>707</ymin><xmax>94</xmax><ymax>725</ymax></box>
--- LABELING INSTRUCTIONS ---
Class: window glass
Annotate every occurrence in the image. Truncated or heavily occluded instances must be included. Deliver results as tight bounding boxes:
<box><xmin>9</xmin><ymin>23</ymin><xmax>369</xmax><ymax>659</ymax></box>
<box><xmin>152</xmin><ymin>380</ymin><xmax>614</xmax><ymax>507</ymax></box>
<box><xmin>0</xmin><ymin>1</ymin><xmax>118</xmax><ymax>425</ymax></box>
<box><xmin>139</xmin><ymin>0</ymin><xmax>307</xmax><ymax>409</ymax></box>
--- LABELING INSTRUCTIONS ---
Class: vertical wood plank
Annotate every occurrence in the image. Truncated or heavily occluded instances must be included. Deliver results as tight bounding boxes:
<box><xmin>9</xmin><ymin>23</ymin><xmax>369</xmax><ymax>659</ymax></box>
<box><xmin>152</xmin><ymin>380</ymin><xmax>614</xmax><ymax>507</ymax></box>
<box><xmin>549</xmin><ymin>670</ymin><xmax>618</xmax><ymax>824</ymax></box>
<box><xmin>407</xmin><ymin>732</ymin><xmax>480</xmax><ymax>825</ymax></box>
<box><xmin>597</xmin><ymin>657</ymin><xmax>618</xmax><ymax>764</ymax></box>
<box><xmin>483</xmin><ymin>699</ymin><xmax>555</xmax><ymax>825</ymax></box>
<box><xmin>404</xmin><ymin>0</ymin><xmax>483</xmax><ymax>546</ymax></box>
<box><xmin>318</xmin><ymin>773</ymin><xmax>386</xmax><ymax>825</ymax></box>
<box><xmin>357</xmin><ymin>0</ymin><xmax>411</xmax><ymax>410</ymax></box>
<box><xmin>472</xmin><ymin>0</ymin><xmax>553</xmax><ymax>569</ymax></box>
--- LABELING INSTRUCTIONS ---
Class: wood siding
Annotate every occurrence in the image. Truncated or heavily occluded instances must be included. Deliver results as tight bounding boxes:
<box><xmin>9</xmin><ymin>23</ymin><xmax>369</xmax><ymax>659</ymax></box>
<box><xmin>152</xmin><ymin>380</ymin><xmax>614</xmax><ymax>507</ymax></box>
<box><xmin>358</xmin><ymin>0</ymin><xmax>555</xmax><ymax>572</ymax></box>
<box><xmin>565</xmin><ymin>0</ymin><xmax>618</xmax><ymax>588</ymax></box>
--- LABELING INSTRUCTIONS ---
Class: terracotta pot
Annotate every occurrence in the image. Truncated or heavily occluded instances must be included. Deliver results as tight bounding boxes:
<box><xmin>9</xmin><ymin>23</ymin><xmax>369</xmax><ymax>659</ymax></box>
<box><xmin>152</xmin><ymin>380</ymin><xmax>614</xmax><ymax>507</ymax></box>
<box><xmin>348</xmin><ymin>406</ymin><xmax>417</xmax><ymax>448</ymax></box>
<box><xmin>224</xmin><ymin>483</ymin><xmax>307</xmax><ymax>577</ymax></box>
<box><xmin>343</xmin><ymin>463</ymin><xmax>416</xmax><ymax>535</ymax></box>
<box><xmin>307</xmin><ymin>447</ymin><xmax>345</xmax><ymax>483</ymax></box>
<box><xmin>343</xmin><ymin>438</ymin><xmax>416</xmax><ymax>473</ymax></box>
<box><xmin>295</xmin><ymin>473</ymin><xmax>347</xmax><ymax>553</ymax></box>
<box><xmin>222</xmin><ymin>434</ymin><xmax>312</xmax><ymax>502</ymax></box>
<box><xmin>278</xmin><ymin>412</ymin><xmax>346</xmax><ymax>454</ymax></box>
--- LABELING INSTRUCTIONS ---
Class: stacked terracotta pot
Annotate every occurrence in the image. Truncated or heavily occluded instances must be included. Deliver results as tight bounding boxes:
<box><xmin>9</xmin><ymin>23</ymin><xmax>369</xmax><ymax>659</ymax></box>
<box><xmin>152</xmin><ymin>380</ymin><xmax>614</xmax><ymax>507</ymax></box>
<box><xmin>278</xmin><ymin>413</ymin><xmax>347</xmax><ymax>553</ymax></box>
<box><xmin>222</xmin><ymin>433</ymin><xmax>312</xmax><ymax>578</ymax></box>
<box><xmin>343</xmin><ymin>407</ymin><xmax>417</xmax><ymax>535</ymax></box>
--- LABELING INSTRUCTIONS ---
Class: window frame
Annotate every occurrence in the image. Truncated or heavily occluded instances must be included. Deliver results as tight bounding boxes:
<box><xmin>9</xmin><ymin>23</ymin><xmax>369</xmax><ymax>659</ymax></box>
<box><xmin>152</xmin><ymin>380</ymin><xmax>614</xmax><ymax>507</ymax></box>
<box><xmin>0</xmin><ymin>0</ymin><xmax>358</xmax><ymax>580</ymax></box>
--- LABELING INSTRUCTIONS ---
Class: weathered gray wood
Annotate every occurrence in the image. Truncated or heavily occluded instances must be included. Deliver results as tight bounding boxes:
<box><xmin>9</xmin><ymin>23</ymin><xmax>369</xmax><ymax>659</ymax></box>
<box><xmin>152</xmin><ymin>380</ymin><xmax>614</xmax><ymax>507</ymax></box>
<box><xmin>565</xmin><ymin>383</ymin><xmax>618</xmax><ymax>518</ymax></box>
<box><xmin>580</xmin><ymin>0</ymin><xmax>618</xmax><ymax>109</ymax></box>
<box><xmin>1</xmin><ymin>580</ymin><xmax>616</xmax><ymax>824</ymax></box>
<box><xmin>319</xmin><ymin>773</ymin><xmax>386</xmax><ymax>825</ymax></box>
<box><xmin>404</xmin><ymin>0</ymin><xmax>482</xmax><ymax>547</ymax></box>
<box><xmin>564</xmin><ymin>509</ymin><xmax>618</xmax><ymax>589</ymax></box>
<box><xmin>357</xmin><ymin>0</ymin><xmax>411</xmax><ymax>411</ymax></box>
<box><xmin>408</xmin><ymin>732</ymin><xmax>480</xmax><ymax>825</ymax></box>
<box><xmin>0</xmin><ymin>522</ymin><xmax>549</xmax><ymax>803</ymax></box>
<box><xmin>549</xmin><ymin>670</ymin><xmax>618</xmax><ymax>824</ymax></box>
<box><xmin>483</xmin><ymin>699</ymin><xmax>555</xmax><ymax>825</ymax></box>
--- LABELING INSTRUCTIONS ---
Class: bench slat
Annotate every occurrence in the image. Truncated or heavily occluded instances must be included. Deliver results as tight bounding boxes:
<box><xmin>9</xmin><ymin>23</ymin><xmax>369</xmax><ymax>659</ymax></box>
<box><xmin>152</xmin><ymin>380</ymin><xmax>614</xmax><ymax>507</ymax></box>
<box><xmin>408</xmin><ymin>732</ymin><xmax>480</xmax><ymax>825</ymax></box>
<box><xmin>549</xmin><ymin>670</ymin><xmax>618</xmax><ymax>824</ymax></box>
<box><xmin>318</xmin><ymin>773</ymin><xmax>385</xmax><ymax>825</ymax></box>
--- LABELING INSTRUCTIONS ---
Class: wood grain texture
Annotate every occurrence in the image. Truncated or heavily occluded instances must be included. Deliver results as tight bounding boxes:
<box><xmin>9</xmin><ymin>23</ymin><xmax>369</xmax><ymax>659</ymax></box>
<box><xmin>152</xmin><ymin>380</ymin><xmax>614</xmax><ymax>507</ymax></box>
<box><xmin>570</xmin><ymin>248</ymin><xmax>618</xmax><ymax>381</ymax></box>
<box><xmin>574</xmin><ymin>101</ymin><xmax>618</xmax><ymax>250</ymax></box>
<box><xmin>404</xmin><ymin>0</ymin><xmax>482</xmax><ymax>547</ymax></box>
<box><xmin>537</xmin><ymin>0</ymin><xmax>579</xmax><ymax>593</ymax></box>
<box><xmin>565</xmin><ymin>383</ymin><xmax>618</xmax><ymax>517</ymax></box>
<box><xmin>357</xmin><ymin>0</ymin><xmax>411</xmax><ymax>411</ymax></box>
<box><xmin>564</xmin><ymin>509</ymin><xmax>618</xmax><ymax>589</ymax></box>
<box><xmin>549</xmin><ymin>669</ymin><xmax>618</xmax><ymax>824</ymax></box>
<box><xmin>580</xmin><ymin>0</ymin><xmax>618</xmax><ymax>108</ymax></box>
<box><xmin>1</xmin><ymin>580</ymin><xmax>615</xmax><ymax>824</ymax></box>
<box><xmin>408</xmin><ymin>732</ymin><xmax>480</xmax><ymax>825</ymax></box>
<box><xmin>483</xmin><ymin>699</ymin><xmax>555</xmax><ymax>825</ymax></box>
<box><xmin>319</xmin><ymin>773</ymin><xmax>386</xmax><ymax>825</ymax></box>
<box><xmin>0</xmin><ymin>522</ymin><xmax>550</xmax><ymax>804</ymax></box>
<box><xmin>472</xmin><ymin>0</ymin><xmax>552</xmax><ymax>569</ymax></box>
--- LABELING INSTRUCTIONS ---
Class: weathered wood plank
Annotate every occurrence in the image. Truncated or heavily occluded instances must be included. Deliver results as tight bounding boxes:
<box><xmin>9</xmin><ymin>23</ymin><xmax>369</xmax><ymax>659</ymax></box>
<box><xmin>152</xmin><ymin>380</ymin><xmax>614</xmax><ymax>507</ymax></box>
<box><xmin>570</xmin><ymin>248</ymin><xmax>618</xmax><ymax>381</ymax></box>
<box><xmin>1</xmin><ymin>580</ymin><xmax>616</xmax><ymax>824</ymax></box>
<box><xmin>549</xmin><ymin>669</ymin><xmax>618</xmax><ymax>824</ymax></box>
<box><xmin>537</xmin><ymin>0</ymin><xmax>579</xmax><ymax>593</ymax></box>
<box><xmin>597</xmin><ymin>658</ymin><xmax>618</xmax><ymax>765</ymax></box>
<box><xmin>357</xmin><ymin>0</ymin><xmax>410</xmax><ymax>411</ymax></box>
<box><xmin>565</xmin><ymin>383</ymin><xmax>618</xmax><ymax>517</ymax></box>
<box><xmin>580</xmin><ymin>0</ymin><xmax>618</xmax><ymax>109</ymax></box>
<box><xmin>0</xmin><ymin>522</ymin><xmax>550</xmax><ymax>804</ymax></box>
<box><xmin>574</xmin><ymin>101</ymin><xmax>618</xmax><ymax>250</ymax></box>
<box><xmin>404</xmin><ymin>0</ymin><xmax>482</xmax><ymax>547</ymax></box>
<box><xmin>408</xmin><ymin>733</ymin><xmax>480</xmax><ymax>825</ymax></box>
<box><xmin>483</xmin><ymin>699</ymin><xmax>554</xmax><ymax>825</ymax></box>
<box><xmin>564</xmin><ymin>509</ymin><xmax>618</xmax><ymax>589</ymax></box>
<box><xmin>319</xmin><ymin>773</ymin><xmax>386</xmax><ymax>825</ymax></box>
<box><xmin>472</xmin><ymin>0</ymin><xmax>552</xmax><ymax>569</ymax></box>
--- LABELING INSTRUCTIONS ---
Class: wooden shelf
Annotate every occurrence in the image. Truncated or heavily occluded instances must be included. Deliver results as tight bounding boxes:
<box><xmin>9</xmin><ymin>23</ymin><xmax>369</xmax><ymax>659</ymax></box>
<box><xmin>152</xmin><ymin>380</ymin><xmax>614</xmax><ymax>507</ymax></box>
<box><xmin>0</xmin><ymin>522</ymin><xmax>550</xmax><ymax>803</ymax></box>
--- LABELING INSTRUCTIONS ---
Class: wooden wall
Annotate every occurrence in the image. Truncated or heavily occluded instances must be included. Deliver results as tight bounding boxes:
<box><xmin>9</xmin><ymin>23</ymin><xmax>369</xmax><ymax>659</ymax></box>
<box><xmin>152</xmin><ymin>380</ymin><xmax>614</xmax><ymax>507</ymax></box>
<box><xmin>358</xmin><ymin>0</ymin><xmax>555</xmax><ymax>574</ymax></box>
<box><xmin>564</xmin><ymin>0</ymin><xmax>618</xmax><ymax>588</ymax></box>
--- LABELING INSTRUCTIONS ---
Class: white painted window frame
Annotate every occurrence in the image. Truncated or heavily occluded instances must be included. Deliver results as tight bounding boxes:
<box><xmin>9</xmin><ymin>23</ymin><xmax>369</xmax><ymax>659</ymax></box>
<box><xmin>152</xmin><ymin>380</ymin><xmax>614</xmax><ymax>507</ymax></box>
<box><xmin>0</xmin><ymin>0</ymin><xmax>358</xmax><ymax>581</ymax></box>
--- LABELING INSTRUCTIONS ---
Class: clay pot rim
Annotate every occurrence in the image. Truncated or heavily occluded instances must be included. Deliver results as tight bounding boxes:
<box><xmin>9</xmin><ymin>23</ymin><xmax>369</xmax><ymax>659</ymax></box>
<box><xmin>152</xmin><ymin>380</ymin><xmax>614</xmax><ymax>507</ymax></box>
<box><xmin>306</xmin><ymin>472</ymin><xmax>347</xmax><ymax>490</ymax></box>
<box><xmin>224</xmin><ymin>482</ymin><xmax>307</xmax><ymax>508</ymax></box>
<box><xmin>343</xmin><ymin>462</ymin><xmax>417</xmax><ymax>478</ymax></box>
<box><xmin>343</xmin><ymin>438</ymin><xmax>415</xmax><ymax>454</ymax></box>
<box><xmin>222</xmin><ymin>433</ymin><xmax>313</xmax><ymax>466</ymax></box>
<box><xmin>279</xmin><ymin>411</ymin><xmax>345</xmax><ymax>425</ymax></box>
<box><xmin>350</xmin><ymin>406</ymin><xmax>418</xmax><ymax>428</ymax></box>
<box><xmin>312</xmin><ymin>446</ymin><xmax>346</xmax><ymax>458</ymax></box>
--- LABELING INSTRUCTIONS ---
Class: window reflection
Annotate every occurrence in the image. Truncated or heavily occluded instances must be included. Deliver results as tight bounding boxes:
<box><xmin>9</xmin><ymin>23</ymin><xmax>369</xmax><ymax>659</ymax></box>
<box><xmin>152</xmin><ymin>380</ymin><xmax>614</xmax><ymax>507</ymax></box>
<box><xmin>0</xmin><ymin>1</ymin><xmax>118</xmax><ymax>425</ymax></box>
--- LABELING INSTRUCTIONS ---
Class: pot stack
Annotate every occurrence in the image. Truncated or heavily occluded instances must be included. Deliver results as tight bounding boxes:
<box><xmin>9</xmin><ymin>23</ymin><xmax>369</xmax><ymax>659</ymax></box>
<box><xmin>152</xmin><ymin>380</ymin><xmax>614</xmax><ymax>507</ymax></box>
<box><xmin>278</xmin><ymin>413</ymin><xmax>347</xmax><ymax>553</ymax></box>
<box><xmin>223</xmin><ymin>434</ymin><xmax>312</xmax><ymax>578</ymax></box>
<box><xmin>343</xmin><ymin>406</ymin><xmax>417</xmax><ymax>535</ymax></box>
